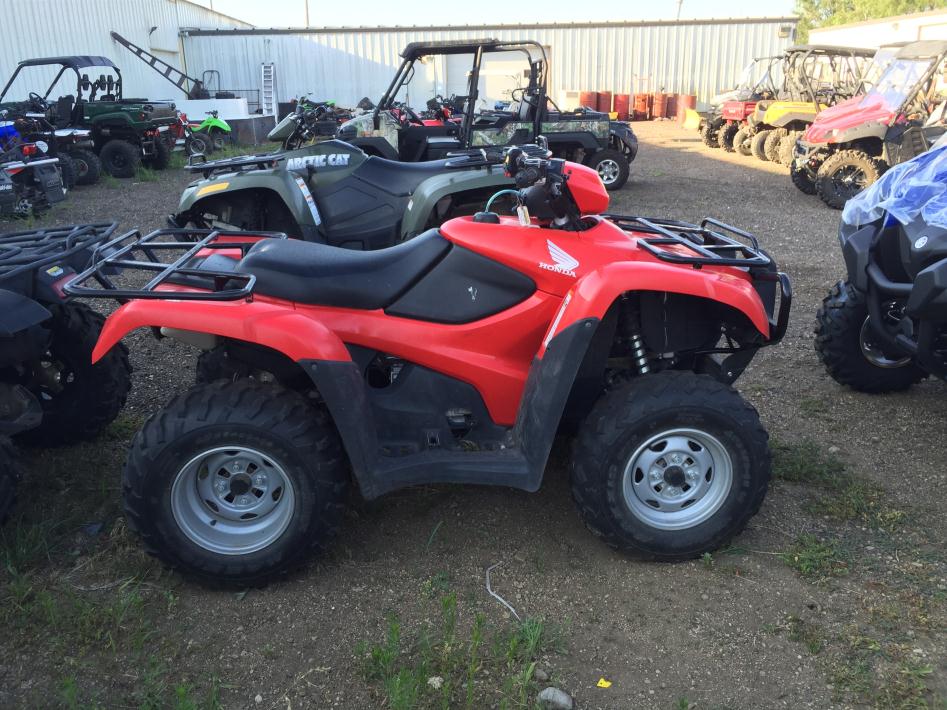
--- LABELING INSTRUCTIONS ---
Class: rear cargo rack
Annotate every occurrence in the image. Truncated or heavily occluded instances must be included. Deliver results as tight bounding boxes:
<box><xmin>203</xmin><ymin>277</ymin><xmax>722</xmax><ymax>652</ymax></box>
<box><xmin>604</xmin><ymin>215</ymin><xmax>772</xmax><ymax>268</ymax></box>
<box><xmin>0</xmin><ymin>223</ymin><xmax>120</xmax><ymax>281</ymax></box>
<box><xmin>65</xmin><ymin>227</ymin><xmax>287</xmax><ymax>301</ymax></box>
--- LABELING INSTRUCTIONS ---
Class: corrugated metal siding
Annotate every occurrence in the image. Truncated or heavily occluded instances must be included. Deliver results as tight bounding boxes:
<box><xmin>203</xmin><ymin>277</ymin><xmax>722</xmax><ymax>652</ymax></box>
<box><xmin>180</xmin><ymin>19</ymin><xmax>797</xmax><ymax>108</ymax></box>
<box><xmin>0</xmin><ymin>0</ymin><xmax>249</xmax><ymax>102</ymax></box>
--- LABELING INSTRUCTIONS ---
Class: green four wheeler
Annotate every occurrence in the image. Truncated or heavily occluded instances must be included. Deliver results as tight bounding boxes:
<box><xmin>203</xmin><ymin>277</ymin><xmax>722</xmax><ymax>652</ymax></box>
<box><xmin>172</xmin><ymin>139</ymin><xmax>519</xmax><ymax>249</ymax></box>
<box><xmin>744</xmin><ymin>45</ymin><xmax>875</xmax><ymax>166</ymax></box>
<box><xmin>0</xmin><ymin>56</ymin><xmax>176</xmax><ymax>178</ymax></box>
<box><xmin>332</xmin><ymin>39</ymin><xmax>637</xmax><ymax>190</ymax></box>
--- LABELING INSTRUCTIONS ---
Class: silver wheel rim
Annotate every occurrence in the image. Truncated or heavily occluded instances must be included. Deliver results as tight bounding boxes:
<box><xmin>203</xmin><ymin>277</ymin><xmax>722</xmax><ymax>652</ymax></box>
<box><xmin>596</xmin><ymin>158</ymin><xmax>621</xmax><ymax>185</ymax></box>
<box><xmin>170</xmin><ymin>445</ymin><xmax>296</xmax><ymax>555</ymax></box>
<box><xmin>859</xmin><ymin>317</ymin><xmax>911</xmax><ymax>369</ymax></box>
<box><xmin>622</xmin><ymin>428</ymin><xmax>733</xmax><ymax>531</ymax></box>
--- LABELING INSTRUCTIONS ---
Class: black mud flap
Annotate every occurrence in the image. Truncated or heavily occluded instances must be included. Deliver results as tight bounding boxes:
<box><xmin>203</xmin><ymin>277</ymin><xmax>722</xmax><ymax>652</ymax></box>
<box><xmin>301</xmin><ymin>317</ymin><xmax>600</xmax><ymax>499</ymax></box>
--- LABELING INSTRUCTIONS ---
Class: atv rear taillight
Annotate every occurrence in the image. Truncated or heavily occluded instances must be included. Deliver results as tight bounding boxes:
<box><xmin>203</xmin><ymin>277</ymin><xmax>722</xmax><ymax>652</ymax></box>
<box><xmin>21</xmin><ymin>144</ymin><xmax>38</xmax><ymax>157</ymax></box>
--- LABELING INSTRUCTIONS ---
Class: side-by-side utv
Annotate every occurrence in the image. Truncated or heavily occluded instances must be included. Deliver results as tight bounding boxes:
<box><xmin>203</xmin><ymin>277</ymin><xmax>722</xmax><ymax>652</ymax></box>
<box><xmin>737</xmin><ymin>45</ymin><xmax>876</xmax><ymax>163</ymax></box>
<box><xmin>0</xmin><ymin>56</ymin><xmax>176</xmax><ymax>177</ymax></box>
<box><xmin>792</xmin><ymin>40</ymin><xmax>947</xmax><ymax>208</ymax></box>
<box><xmin>327</xmin><ymin>39</ymin><xmax>638</xmax><ymax>189</ymax></box>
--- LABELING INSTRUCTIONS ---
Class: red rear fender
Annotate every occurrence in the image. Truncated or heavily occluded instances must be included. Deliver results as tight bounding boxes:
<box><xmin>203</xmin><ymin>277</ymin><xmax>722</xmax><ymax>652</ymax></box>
<box><xmin>539</xmin><ymin>262</ymin><xmax>771</xmax><ymax>355</ymax></box>
<box><xmin>92</xmin><ymin>299</ymin><xmax>350</xmax><ymax>364</ymax></box>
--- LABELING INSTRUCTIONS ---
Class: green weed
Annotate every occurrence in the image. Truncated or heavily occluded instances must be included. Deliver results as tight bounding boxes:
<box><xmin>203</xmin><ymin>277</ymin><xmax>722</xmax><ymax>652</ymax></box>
<box><xmin>780</xmin><ymin>534</ymin><xmax>850</xmax><ymax>578</ymax></box>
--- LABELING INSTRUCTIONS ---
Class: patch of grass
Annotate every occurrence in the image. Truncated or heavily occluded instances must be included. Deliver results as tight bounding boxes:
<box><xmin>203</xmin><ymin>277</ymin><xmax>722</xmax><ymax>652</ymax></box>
<box><xmin>798</xmin><ymin>397</ymin><xmax>830</xmax><ymax>417</ymax></box>
<box><xmin>422</xmin><ymin>571</ymin><xmax>452</xmax><ymax>599</ymax></box>
<box><xmin>135</xmin><ymin>166</ymin><xmax>159</xmax><ymax>182</ymax></box>
<box><xmin>772</xmin><ymin>440</ymin><xmax>903</xmax><ymax>531</ymax></box>
<box><xmin>357</xmin><ymin>592</ymin><xmax>561</xmax><ymax>709</ymax></box>
<box><xmin>832</xmin><ymin>643</ymin><xmax>939</xmax><ymax>710</ymax></box>
<box><xmin>786</xmin><ymin>615</ymin><xmax>825</xmax><ymax>654</ymax></box>
<box><xmin>100</xmin><ymin>173</ymin><xmax>120</xmax><ymax>188</ymax></box>
<box><xmin>780</xmin><ymin>534</ymin><xmax>850</xmax><ymax>578</ymax></box>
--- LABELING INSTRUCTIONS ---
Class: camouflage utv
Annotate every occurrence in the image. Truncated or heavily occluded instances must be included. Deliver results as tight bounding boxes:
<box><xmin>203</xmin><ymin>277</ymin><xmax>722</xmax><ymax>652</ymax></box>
<box><xmin>329</xmin><ymin>39</ymin><xmax>638</xmax><ymax>189</ymax></box>
<box><xmin>0</xmin><ymin>56</ymin><xmax>176</xmax><ymax>178</ymax></box>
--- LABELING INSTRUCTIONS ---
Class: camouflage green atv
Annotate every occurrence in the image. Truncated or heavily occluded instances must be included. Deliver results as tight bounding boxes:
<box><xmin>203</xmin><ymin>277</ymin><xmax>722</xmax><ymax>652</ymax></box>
<box><xmin>171</xmin><ymin>140</ymin><xmax>517</xmax><ymax>249</ymax></box>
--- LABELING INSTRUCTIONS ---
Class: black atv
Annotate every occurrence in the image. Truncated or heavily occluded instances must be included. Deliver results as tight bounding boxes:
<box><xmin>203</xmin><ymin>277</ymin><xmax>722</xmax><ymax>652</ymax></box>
<box><xmin>4</xmin><ymin>112</ymin><xmax>101</xmax><ymax>187</ymax></box>
<box><xmin>0</xmin><ymin>223</ymin><xmax>133</xmax><ymax>522</ymax></box>
<box><xmin>0</xmin><ymin>141</ymin><xmax>66</xmax><ymax>218</ymax></box>
<box><xmin>0</xmin><ymin>56</ymin><xmax>176</xmax><ymax>178</ymax></box>
<box><xmin>815</xmin><ymin>148</ymin><xmax>947</xmax><ymax>390</ymax></box>
<box><xmin>335</xmin><ymin>39</ymin><xmax>638</xmax><ymax>190</ymax></box>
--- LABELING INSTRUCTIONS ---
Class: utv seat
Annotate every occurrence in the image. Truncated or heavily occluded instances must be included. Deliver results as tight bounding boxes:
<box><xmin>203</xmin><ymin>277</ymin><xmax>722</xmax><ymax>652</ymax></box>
<box><xmin>353</xmin><ymin>156</ymin><xmax>454</xmax><ymax>196</ymax></box>
<box><xmin>235</xmin><ymin>229</ymin><xmax>450</xmax><ymax>308</ymax></box>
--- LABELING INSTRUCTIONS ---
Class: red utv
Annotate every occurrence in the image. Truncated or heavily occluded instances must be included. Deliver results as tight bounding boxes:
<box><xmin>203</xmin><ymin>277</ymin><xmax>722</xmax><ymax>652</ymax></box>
<box><xmin>792</xmin><ymin>40</ymin><xmax>947</xmax><ymax>208</ymax></box>
<box><xmin>68</xmin><ymin>148</ymin><xmax>790</xmax><ymax>585</ymax></box>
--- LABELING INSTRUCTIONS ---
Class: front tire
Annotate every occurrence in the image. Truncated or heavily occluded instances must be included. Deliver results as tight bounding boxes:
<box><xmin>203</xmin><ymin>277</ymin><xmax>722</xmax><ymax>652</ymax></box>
<box><xmin>571</xmin><ymin>372</ymin><xmax>770</xmax><ymax>560</ymax></box>
<box><xmin>57</xmin><ymin>155</ymin><xmax>77</xmax><ymax>190</ymax></box>
<box><xmin>700</xmin><ymin>119</ymin><xmax>723</xmax><ymax>148</ymax></box>
<box><xmin>751</xmin><ymin>129</ymin><xmax>772</xmax><ymax>161</ymax></box>
<box><xmin>777</xmin><ymin>131</ymin><xmax>802</xmax><ymax>166</ymax></box>
<box><xmin>816</xmin><ymin>150</ymin><xmax>883</xmax><ymax>209</ymax></box>
<box><xmin>188</xmin><ymin>131</ymin><xmax>215</xmax><ymax>156</ymax></box>
<box><xmin>123</xmin><ymin>381</ymin><xmax>349</xmax><ymax>585</ymax></box>
<box><xmin>764</xmin><ymin>128</ymin><xmax>787</xmax><ymax>163</ymax></box>
<box><xmin>99</xmin><ymin>139</ymin><xmax>141</xmax><ymax>178</ymax></box>
<box><xmin>814</xmin><ymin>281</ymin><xmax>925</xmax><ymax>392</ymax></box>
<box><xmin>733</xmin><ymin>126</ymin><xmax>754</xmax><ymax>156</ymax></box>
<box><xmin>68</xmin><ymin>148</ymin><xmax>102</xmax><ymax>186</ymax></box>
<box><xmin>144</xmin><ymin>138</ymin><xmax>171</xmax><ymax>170</ymax></box>
<box><xmin>717</xmin><ymin>122</ymin><xmax>739</xmax><ymax>152</ymax></box>
<box><xmin>16</xmin><ymin>302</ymin><xmax>132</xmax><ymax>446</ymax></box>
<box><xmin>790</xmin><ymin>162</ymin><xmax>817</xmax><ymax>195</ymax></box>
<box><xmin>584</xmin><ymin>148</ymin><xmax>630</xmax><ymax>190</ymax></box>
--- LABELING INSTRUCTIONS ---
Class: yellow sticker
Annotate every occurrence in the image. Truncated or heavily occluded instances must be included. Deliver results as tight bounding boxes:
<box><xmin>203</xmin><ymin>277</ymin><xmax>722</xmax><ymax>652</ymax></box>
<box><xmin>596</xmin><ymin>678</ymin><xmax>612</xmax><ymax>688</ymax></box>
<box><xmin>196</xmin><ymin>182</ymin><xmax>230</xmax><ymax>197</ymax></box>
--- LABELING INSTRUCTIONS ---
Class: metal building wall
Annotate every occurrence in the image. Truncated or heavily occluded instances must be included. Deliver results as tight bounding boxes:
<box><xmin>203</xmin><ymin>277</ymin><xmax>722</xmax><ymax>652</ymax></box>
<box><xmin>180</xmin><ymin>18</ymin><xmax>798</xmax><ymax>109</ymax></box>
<box><xmin>0</xmin><ymin>0</ymin><xmax>249</xmax><ymax>103</ymax></box>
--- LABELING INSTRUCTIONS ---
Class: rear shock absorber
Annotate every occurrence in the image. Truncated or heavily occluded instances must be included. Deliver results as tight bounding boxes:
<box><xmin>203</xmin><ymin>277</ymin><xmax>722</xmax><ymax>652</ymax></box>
<box><xmin>629</xmin><ymin>333</ymin><xmax>650</xmax><ymax>374</ymax></box>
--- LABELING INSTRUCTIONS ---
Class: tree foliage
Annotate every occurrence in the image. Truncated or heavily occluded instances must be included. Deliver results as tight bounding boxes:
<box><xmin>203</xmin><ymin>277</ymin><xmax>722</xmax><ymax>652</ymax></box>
<box><xmin>794</xmin><ymin>0</ymin><xmax>947</xmax><ymax>42</ymax></box>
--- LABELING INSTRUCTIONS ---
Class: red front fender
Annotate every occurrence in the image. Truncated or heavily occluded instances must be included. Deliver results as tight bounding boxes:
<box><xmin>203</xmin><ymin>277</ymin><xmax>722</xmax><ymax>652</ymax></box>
<box><xmin>92</xmin><ymin>298</ymin><xmax>350</xmax><ymax>364</ymax></box>
<box><xmin>539</xmin><ymin>261</ymin><xmax>771</xmax><ymax>355</ymax></box>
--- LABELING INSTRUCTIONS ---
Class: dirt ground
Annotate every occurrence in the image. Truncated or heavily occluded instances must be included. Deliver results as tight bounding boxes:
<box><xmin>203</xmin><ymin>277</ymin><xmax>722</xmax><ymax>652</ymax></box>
<box><xmin>0</xmin><ymin>122</ymin><xmax>944</xmax><ymax>710</ymax></box>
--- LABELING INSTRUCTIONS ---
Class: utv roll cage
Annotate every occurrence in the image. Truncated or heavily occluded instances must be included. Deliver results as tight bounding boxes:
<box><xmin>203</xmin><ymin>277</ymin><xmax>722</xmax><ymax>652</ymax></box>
<box><xmin>779</xmin><ymin>45</ymin><xmax>876</xmax><ymax>104</ymax></box>
<box><xmin>875</xmin><ymin>40</ymin><xmax>947</xmax><ymax>116</ymax></box>
<box><xmin>0</xmin><ymin>56</ymin><xmax>124</xmax><ymax>104</ymax></box>
<box><xmin>374</xmin><ymin>38</ymin><xmax>549</xmax><ymax>149</ymax></box>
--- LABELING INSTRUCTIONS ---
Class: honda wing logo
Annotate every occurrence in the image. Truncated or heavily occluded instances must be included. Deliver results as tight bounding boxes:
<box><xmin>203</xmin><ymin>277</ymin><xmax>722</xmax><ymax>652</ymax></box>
<box><xmin>539</xmin><ymin>240</ymin><xmax>579</xmax><ymax>277</ymax></box>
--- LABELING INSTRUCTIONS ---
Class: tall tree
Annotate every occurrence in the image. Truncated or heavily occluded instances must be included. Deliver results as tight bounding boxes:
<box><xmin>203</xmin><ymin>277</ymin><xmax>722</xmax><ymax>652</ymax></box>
<box><xmin>795</xmin><ymin>0</ymin><xmax>947</xmax><ymax>42</ymax></box>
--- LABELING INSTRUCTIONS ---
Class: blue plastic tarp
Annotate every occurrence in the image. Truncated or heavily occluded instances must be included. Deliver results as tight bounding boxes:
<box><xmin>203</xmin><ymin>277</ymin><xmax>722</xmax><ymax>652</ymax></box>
<box><xmin>842</xmin><ymin>139</ymin><xmax>947</xmax><ymax>229</ymax></box>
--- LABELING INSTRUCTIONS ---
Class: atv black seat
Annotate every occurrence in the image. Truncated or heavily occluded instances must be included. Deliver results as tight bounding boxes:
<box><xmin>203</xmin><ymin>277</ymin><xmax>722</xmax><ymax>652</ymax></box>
<box><xmin>236</xmin><ymin>229</ymin><xmax>450</xmax><ymax>308</ymax></box>
<box><xmin>354</xmin><ymin>156</ymin><xmax>454</xmax><ymax>196</ymax></box>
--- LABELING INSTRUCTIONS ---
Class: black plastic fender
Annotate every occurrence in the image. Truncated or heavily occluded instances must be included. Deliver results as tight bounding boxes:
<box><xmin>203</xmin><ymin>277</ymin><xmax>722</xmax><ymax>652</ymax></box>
<box><xmin>841</xmin><ymin>220</ymin><xmax>881</xmax><ymax>292</ymax></box>
<box><xmin>609</xmin><ymin>122</ymin><xmax>639</xmax><ymax>159</ymax></box>
<box><xmin>346</xmin><ymin>137</ymin><xmax>399</xmax><ymax>160</ymax></box>
<box><xmin>0</xmin><ymin>289</ymin><xmax>51</xmax><ymax>337</ymax></box>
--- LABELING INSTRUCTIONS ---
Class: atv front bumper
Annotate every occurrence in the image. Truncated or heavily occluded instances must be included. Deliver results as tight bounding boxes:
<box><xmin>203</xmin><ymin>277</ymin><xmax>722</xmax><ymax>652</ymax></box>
<box><xmin>792</xmin><ymin>141</ymin><xmax>831</xmax><ymax>179</ymax></box>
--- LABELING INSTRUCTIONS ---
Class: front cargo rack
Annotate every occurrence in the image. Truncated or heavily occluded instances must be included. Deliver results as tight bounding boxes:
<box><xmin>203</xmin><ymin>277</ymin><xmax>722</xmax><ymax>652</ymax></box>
<box><xmin>604</xmin><ymin>215</ymin><xmax>772</xmax><ymax>269</ymax></box>
<box><xmin>186</xmin><ymin>152</ymin><xmax>282</xmax><ymax>178</ymax></box>
<box><xmin>64</xmin><ymin>227</ymin><xmax>287</xmax><ymax>302</ymax></box>
<box><xmin>0</xmin><ymin>223</ymin><xmax>120</xmax><ymax>283</ymax></box>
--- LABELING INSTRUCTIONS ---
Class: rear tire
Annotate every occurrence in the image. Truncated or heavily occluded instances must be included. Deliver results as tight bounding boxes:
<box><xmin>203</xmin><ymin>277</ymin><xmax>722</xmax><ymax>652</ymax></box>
<box><xmin>189</xmin><ymin>131</ymin><xmax>215</xmax><ymax>156</ymax></box>
<box><xmin>122</xmin><ymin>381</ymin><xmax>349</xmax><ymax>586</ymax></box>
<box><xmin>733</xmin><ymin>126</ymin><xmax>754</xmax><ymax>156</ymax></box>
<box><xmin>764</xmin><ymin>128</ymin><xmax>787</xmax><ymax>163</ymax></box>
<box><xmin>0</xmin><ymin>437</ymin><xmax>22</xmax><ymax>526</ymax></box>
<box><xmin>751</xmin><ymin>129</ymin><xmax>772</xmax><ymax>161</ymax></box>
<box><xmin>816</xmin><ymin>150</ymin><xmax>883</xmax><ymax>210</ymax></box>
<box><xmin>16</xmin><ymin>302</ymin><xmax>132</xmax><ymax>446</ymax></box>
<box><xmin>717</xmin><ymin>122</ymin><xmax>740</xmax><ymax>152</ymax></box>
<box><xmin>701</xmin><ymin>119</ymin><xmax>723</xmax><ymax>148</ymax></box>
<box><xmin>584</xmin><ymin>148</ymin><xmax>630</xmax><ymax>190</ymax></box>
<box><xmin>145</xmin><ymin>138</ymin><xmax>171</xmax><ymax>170</ymax></box>
<box><xmin>99</xmin><ymin>139</ymin><xmax>141</xmax><ymax>178</ymax></box>
<box><xmin>68</xmin><ymin>148</ymin><xmax>101</xmax><ymax>186</ymax></box>
<box><xmin>571</xmin><ymin>371</ymin><xmax>770</xmax><ymax>560</ymax></box>
<box><xmin>814</xmin><ymin>281</ymin><xmax>925</xmax><ymax>392</ymax></box>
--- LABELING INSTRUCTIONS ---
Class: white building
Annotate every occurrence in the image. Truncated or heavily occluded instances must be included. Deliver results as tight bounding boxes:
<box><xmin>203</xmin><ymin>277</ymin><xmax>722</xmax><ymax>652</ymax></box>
<box><xmin>809</xmin><ymin>9</ymin><xmax>947</xmax><ymax>47</ymax></box>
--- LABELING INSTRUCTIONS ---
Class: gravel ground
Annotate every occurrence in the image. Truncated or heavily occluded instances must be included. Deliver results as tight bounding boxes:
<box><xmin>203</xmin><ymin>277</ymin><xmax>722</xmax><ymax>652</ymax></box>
<box><xmin>0</xmin><ymin>122</ymin><xmax>944</xmax><ymax>709</ymax></box>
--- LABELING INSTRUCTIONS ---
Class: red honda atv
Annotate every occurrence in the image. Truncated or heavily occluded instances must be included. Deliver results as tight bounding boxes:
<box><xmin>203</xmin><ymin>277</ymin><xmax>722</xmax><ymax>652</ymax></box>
<box><xmin>68</xmin><ymin>149</ymin><xmax>791</xmax><ymax>585</ymax></box>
